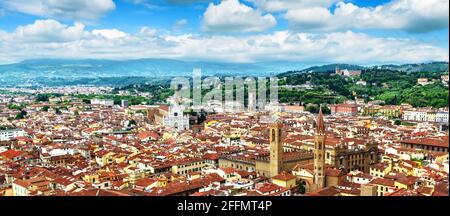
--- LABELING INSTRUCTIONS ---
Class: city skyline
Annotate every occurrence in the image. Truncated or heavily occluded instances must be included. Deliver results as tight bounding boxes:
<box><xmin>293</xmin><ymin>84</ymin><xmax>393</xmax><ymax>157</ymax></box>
<box><xmin>0</xmin><ymin>0</ymin><xmax>448</xmax><ymax>201</ymax></box>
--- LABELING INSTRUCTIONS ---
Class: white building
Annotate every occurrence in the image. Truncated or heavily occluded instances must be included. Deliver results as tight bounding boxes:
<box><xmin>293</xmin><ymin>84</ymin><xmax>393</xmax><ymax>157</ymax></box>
<box><xmin>403</xmin><ymin>108</ymin><xmax>448</xmax><ymax>123</ymax></box>
<box><xmin>90</xmin><ymin>98</ymin><xmax>114</xmax><ymax>106</ymax></box>
<box><xmin>417</xmin><ymin>78</ymin><xmax>430</xmax><ymax>86</ymax></box>
<box><xmin>403</xmin><ymin>109</ymin><xmax>429</xmax><ymax>122</ymax></box>
<box><xmin>164</xmin><ymin>104</ymin><xmax>189</xmax><ymax>131</ymax></box>
<box><xmin>0</xmin><ymin>129</ymin><xmax>26</xmax><ymax>141</ymax></box>
<box><xmin>436</xmin><ymin>111</ymin><xmax>449</xmax><ymax>123</ymax></box>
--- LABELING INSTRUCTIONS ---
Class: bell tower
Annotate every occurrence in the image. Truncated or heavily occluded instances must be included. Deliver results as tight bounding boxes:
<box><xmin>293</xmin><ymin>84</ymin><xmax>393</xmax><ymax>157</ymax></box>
<box><xmin>269</xmin><ymin>119</ymin><xmax>283</xmax><ymax>177</ymax></box>
<box><xmin>314</xmin><ymin>106</ymin><xmax>326</xmax><ymax>189</ymax></box>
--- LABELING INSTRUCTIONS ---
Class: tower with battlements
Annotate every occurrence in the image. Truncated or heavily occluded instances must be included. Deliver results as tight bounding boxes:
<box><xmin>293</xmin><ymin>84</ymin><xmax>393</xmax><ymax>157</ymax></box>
<box><xmin>269</xmin><ymin>119</ymin><xmax>284</xmax><ymax>177</ymax></box>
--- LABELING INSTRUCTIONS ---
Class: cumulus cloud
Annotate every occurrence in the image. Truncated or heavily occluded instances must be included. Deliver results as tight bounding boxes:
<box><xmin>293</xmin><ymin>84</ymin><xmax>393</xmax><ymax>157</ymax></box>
<box><xmin>0</xmin><ymin>0</ymin><xmax>115</xmax><ymax>20</ymax></box>
<box><xmin>92</xmin><ymin>29</ymin><xmax>128</xmax><ymax>40</ymax></box>
<box><xmin>0</xmin><ymin>19</ymin><xmax>447</xmax><ymax>64</ymax></box>
<box><xmin>14</xmin><ymin>19</ymin><xmax>86</xmax><ymax>43</ymax></box>
<box><xmin>202</xmin><ymin>0</ymin><xmax>277</xmax><ymax>33</ymax></box>
<box><xmin>283</xmin><ymin>0</ymin><xmax>449</xmax><ymax>33</ymax></box>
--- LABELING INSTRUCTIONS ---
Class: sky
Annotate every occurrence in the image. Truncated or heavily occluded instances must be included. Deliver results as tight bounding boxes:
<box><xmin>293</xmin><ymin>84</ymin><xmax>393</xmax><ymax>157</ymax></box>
<box><xmin>0</xmin><ymin>0</ymin><xmax>448</xmax><ymax>65</ymax></box>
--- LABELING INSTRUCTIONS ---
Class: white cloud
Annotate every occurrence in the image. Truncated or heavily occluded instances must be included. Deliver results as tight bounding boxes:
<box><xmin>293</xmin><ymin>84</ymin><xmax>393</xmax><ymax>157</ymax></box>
<box><xmin>202</xmin><ymin>0</ymin><xmax>277</xmax><ymax>32</ymax></box>
<box><xmin>14</xmin><ymin>19</ymin><xmax>86</xmax><ymax>43</ymax></box>
<box><xmin>92</xmin><ymin>29</ymin><xmax>128</xmax><ymax>40</ymax></box>
<box><xmin>138</xmin><ymin>27</ymin><xmax>159</xmax><ymax>37</ymax></box>
<box><xmin>1</xmin><ymin>0</ymin><xmax>115</xmax><ymax>20</ymax></box>
<box><xmin>283</xmin><ymin>0</ymin><xmax>449</xmax><ymax>33</ymax></box>
<box><xmin>0</xmin><ymin>19</ymin><xmax>447</xmax><ymax>64</ymax></box>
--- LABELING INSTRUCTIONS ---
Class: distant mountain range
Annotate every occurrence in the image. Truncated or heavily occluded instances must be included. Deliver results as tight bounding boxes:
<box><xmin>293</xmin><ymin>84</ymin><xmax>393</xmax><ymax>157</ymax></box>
<box><xmin>0</xmin><ymin>59</ymin><xmax>448</xmax><ymax>87</ymax></box>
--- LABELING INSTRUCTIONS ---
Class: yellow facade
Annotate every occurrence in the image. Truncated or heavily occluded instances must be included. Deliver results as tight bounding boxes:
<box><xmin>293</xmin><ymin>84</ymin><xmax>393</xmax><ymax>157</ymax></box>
<box><xmin>272</xmin><ymin>178</ymin><xmax>296</xmax><ymax>189</ymax></box>
<box><xmin>171</xmin><ymin>160</ymin><xmax>206</xmax><ymax>175</ymax></box>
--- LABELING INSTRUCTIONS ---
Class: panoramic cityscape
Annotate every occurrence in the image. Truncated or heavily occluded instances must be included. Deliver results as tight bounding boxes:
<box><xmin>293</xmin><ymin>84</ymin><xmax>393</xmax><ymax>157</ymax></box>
<box><xmin>0</xmin><ymin>0</ymin><xmax>449</xmax><ymax>198</ymax></box>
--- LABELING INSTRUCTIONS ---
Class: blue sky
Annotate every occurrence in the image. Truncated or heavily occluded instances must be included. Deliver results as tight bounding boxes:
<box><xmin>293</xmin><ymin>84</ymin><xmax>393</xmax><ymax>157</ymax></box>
<box><xmin>0</xmin><ymin>0</ymin><xmax>448</xmax><ymax>64</ymax></box>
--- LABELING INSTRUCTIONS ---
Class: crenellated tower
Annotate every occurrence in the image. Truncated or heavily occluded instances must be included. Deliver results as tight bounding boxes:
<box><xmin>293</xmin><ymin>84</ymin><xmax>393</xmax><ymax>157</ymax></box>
<box><xmin>269</xmin><ymin>119</ymin><xmax>284</xmax><ymax>177</ymax></box>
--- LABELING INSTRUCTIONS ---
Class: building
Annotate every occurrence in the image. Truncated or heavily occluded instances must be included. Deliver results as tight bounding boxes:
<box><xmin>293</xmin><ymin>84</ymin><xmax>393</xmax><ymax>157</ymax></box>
<box><xmin>271</xmin><ymin>172</ymin><xmax>297</xmax><ymax>189</ymax></box>
<box><xmin>269</xmin><ymin>120</ymin><xmax>284</xmax><ymax>177</ymax></box>
<box><xmin>91</xmin><ymin>98</ymin><xmax>114</xmax><ymax>106</ymax></box>
<box><xmin>436</xmin><ymin>110</ymin><xmax>449</xmax><ymax>123</ymax></box>
<box><xmin>442</xmin><ymin>74</ymin><xmax>449</xmax><ymax>86</ymax></box>
<box><xmin>329</xmin><ymin>104</ymin><xmax>359</xmax><ymax>116</ymax></box>
<box><xmin>313</xmin><ymin>106</ymin><xmax>326</xmax><ymax>190</ymax></box>
<box><xmin>171</xmin><ymin>158</ymin><xmax>206</xmax><ymax>175</ymax></box>
<box><xmin>400</xmin><ymin>136</ymin><xmax>449</xmax><ymax>154</ymax></box>
<box><xmin>283</xmin><ymin>105</ymin><xmax>305</xmax><ymax>113</ymax></box>
<box><xmin>153</xmin><ymin>104</ymin><xmax>190</xmax><ymax>131</ymax></box>
<box><xmin>417</xmin><ymin>78</ymin><xmax>434</xmax><ymax>86</ymax></box>
<box><xmin>0</xmin><ymin>129</ymin><xmax>26</xmax><ymax>141</ymax></box>
<box><xmin>121</xmin><ymin>100</ymin><xmax>129</xmax><ymax>108</ymax></box>
<box><xmin>403</xmin><ymin>108</ymin><xmax>448</xmax><ymax>123</ymax></box>
<box><xmin>356</xmin><ymin>80</ymin><xmax>367</xmax><ymax>86</ymax></box>
<box><xmin>218</xmin><ymin>120</ymin><xmax>314</xmax><ymax>178</ymax></box>
<box><xmin>335</xmin><ymin>67</ymin><xmax>361</xmax><ymax>76</ymax></box>
<box><xmin>377</xmin><ymin>105</ymin><xmax>402</xmax><ymax>118</ymax></box>
<box><xmin>402</xmin><ymin>109</ymin><xmax>430</xmax><ymax>122</ymax></box>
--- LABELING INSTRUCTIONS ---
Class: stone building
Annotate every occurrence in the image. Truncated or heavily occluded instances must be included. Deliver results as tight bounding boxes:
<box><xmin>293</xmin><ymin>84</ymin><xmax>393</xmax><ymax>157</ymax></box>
<box><xmin>218</xmin><ymin>120</ymin><xmax>314</xmax><ymax>178</ymax></box>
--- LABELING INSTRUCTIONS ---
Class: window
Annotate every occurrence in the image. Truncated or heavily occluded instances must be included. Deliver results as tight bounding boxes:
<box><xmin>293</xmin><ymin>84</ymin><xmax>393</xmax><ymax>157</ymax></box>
<box><xmin>271</xmin><ymin>129</ymin><xmax>275</xmax><ymax>142</ymax></box>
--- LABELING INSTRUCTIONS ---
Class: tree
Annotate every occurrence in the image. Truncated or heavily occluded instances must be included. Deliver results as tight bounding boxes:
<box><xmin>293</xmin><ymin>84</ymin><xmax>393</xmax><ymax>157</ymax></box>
<box><xmin>128</xmin><ymin>119</ymin><xmax>137</xmax><ymax>127</ymax></box>
<box><xmin>42</xmin><ymin>106</ymin><xmax>50</xmax><ymax>112</ymax></box>
<box><xmin>298</xmin><ymin>183</ymin><xmax>306</xmax><ymax>194</ymax></box>
<box><xmin>82</xmin><ymin>99</ymin><xmax>91</xmax><ymax>104</ymax></box>
<box><xmin>394</xmin><ymin>120</ymin><xmax>402</xmax><ymax>125</ymax></box>
<box><xmin>15</xmin><ymin>110</ymin><xmax>27</xmax><ymax>119</ymax></box>
<box><xmin>36</xmin><ymin>94</ymin><xmax>49</xmax><ymax>102</ymax></box>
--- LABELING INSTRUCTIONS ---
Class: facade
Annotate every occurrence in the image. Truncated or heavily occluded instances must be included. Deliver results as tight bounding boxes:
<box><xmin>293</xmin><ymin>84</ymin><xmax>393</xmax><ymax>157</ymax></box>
<box><xmin>171</xmin><ymin>158</ymin><xmax>207</xmax><ymax>175</ymax></box>
<box><xmin>91</xmin><ymin>98</ymin><xmax>114</xmax><ymax>106</ymax></box>
<box><xmin>163</xmin><ymin>104</ymin><xmax>190</xmax><ymax>131</ymax></box>
<box><xmin>400</xmin><ymin>137</ymin><xmax>449</xmax><ymax>154</ymax></box>
<box><xmin>329</xmin><ymin>104</ymin><xmax>359</xmax><ymax>116</ymax></box>
<box><xmin>152</xmin><ymin>104</ymin><xmax>190</xmax><ymax>131</ymax></box>
<box><xmin>403</xmin><ymin>109</ymin><xmax>429</xmax><ymax>122</ymax></box>
<box><xmin>0</xmin><ymin>129</ymin><xmax>26</xmax><ymax>141</ymax></box>
<box><xmin>403</xmin><ymin>108</ymin><xmax>448</xmax><ymax>123</ymax></box>
<box><xmin>436</xmin><ymin>111</ymin><xmax>449</xmax><ymax>123</ymax></box>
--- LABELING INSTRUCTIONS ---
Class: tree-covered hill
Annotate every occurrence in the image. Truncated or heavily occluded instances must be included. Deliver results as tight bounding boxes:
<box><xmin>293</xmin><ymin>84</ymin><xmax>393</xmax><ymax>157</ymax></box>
<box><xmin>278</xmin><ymin>67</ymin><xmax>449</xmax><ymax>108</ymax></box>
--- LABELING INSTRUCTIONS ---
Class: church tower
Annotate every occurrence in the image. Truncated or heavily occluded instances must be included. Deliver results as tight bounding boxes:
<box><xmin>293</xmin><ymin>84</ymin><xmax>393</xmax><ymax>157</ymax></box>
<box><xmin>314</xmin><ymin>106</ymin><xmax>326</xmax><ymax>189</ymax></box>
<box><xmin>269</xmin><ymin>119</ymin><xmax>283</xmax><ymax>177</ymax></box>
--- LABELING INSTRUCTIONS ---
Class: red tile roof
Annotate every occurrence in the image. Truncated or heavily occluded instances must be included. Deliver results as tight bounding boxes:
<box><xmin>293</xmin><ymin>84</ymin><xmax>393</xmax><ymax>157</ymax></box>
<box><xmin>272</xmin><ymin>172</ymin><xmax>296</xmax><ymax>181</ymax></box>
<box><xmin>0</xmin><ymin>150</ymin><xmax>26</xmax><ymax>160</ymax></box>
<box><xmin>401</xmin><ymin>136</ymin><xmax>449</xmax><ymax>148</ymax></box>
